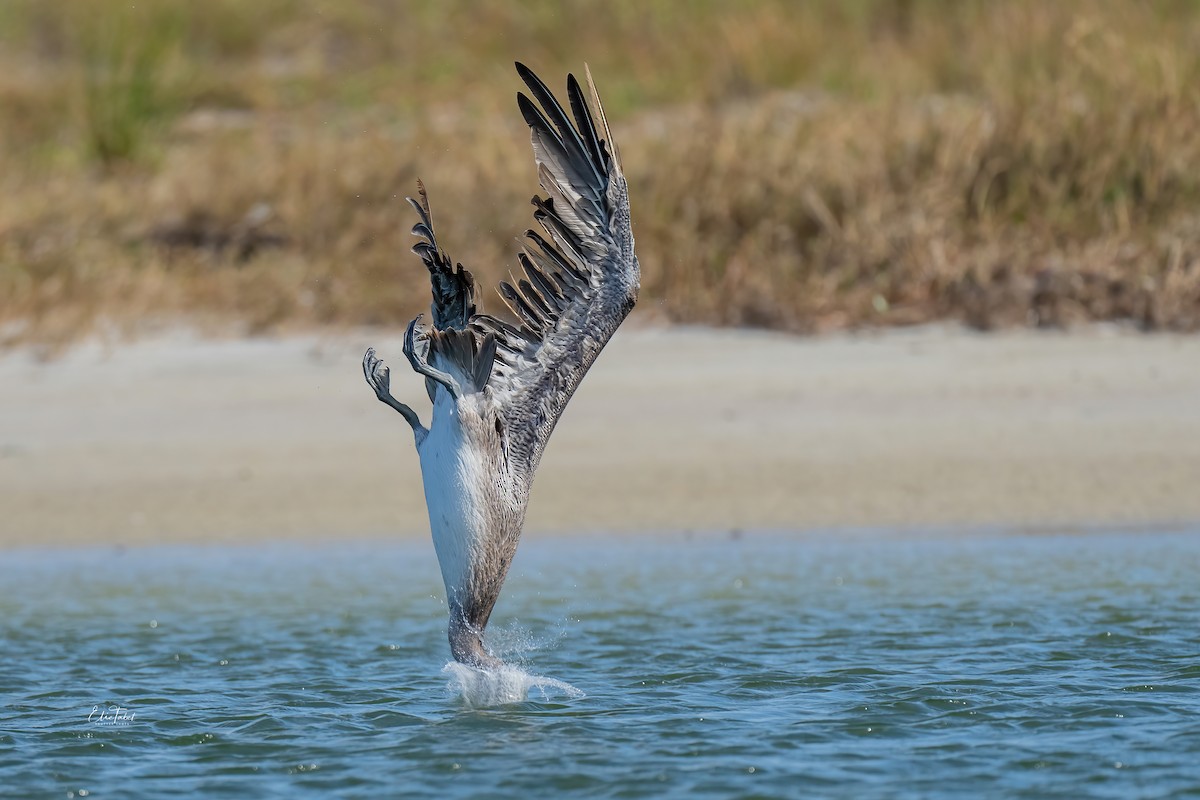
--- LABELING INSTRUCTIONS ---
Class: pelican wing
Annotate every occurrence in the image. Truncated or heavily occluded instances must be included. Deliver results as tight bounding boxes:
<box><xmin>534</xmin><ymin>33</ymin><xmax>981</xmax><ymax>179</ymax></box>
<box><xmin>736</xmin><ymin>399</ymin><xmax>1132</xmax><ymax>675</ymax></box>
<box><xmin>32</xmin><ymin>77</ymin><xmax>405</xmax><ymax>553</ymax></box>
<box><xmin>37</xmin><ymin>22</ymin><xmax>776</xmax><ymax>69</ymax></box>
<box><xmin>407</xmin><ymin>178</ymin><xmax>477</xmax><ymax>333</ymax></box>
<box><xmin>471</xmin><ymin>63</ymin><xmax>639</xmax><ymax>478</ymax></box>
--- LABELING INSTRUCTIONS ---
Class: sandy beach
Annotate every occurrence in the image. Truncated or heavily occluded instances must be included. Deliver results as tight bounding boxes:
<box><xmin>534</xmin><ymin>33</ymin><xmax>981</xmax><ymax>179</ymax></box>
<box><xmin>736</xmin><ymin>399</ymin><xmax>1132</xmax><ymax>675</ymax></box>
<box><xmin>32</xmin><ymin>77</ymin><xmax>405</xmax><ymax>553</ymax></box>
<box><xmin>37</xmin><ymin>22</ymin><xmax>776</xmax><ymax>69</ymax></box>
<box><xmin>2</xmin><ymin>325</ymin><xmax>1198</xmax><ymax>549</ymax></box>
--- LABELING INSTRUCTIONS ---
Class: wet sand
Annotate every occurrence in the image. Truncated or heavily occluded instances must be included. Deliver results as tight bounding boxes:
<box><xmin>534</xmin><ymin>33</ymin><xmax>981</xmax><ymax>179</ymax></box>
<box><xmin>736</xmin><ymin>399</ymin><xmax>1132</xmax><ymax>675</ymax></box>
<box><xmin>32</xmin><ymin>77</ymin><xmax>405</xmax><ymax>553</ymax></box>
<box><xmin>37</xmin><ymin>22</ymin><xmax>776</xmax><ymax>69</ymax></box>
<box><xmin>2</xmin><ymin>326</ymin><xmax>1198</xmax><ymax>548</ymax></box>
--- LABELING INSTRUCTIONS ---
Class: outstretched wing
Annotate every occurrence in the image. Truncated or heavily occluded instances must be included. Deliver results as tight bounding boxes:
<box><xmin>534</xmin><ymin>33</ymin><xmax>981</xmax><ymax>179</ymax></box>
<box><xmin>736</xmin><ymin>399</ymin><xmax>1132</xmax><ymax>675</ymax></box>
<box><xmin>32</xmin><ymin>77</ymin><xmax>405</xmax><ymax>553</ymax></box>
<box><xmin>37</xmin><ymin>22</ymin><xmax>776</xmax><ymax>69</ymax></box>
<box><xmin>408</xmin><ymin>178</ymin><xmax>477</xmax><ymax>332</ymax></box>
<box><xmin>471</xmin><ymin>63</ymin><xmax>639</xmax><ymax>479</ymax></box>
<box><xmin>401</xmin><ymin>64</ymin><xmax>638</xmax><ymax>477</ymax></box>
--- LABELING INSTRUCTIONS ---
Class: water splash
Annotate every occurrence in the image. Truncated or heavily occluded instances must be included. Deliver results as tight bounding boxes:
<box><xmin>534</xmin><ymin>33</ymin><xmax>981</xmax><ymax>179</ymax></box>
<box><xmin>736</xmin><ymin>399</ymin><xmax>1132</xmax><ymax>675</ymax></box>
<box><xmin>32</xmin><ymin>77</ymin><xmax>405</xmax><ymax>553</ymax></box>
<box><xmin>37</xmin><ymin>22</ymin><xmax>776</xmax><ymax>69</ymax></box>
<box><xmin>483</xmin><ymin>619</ymin><xmax>568</xmax><ymax>661</ymax></box>
<box><xmin>443</xmin><ymin>662</ymin><xmax>584</xmax><ymax>708</ymax></box>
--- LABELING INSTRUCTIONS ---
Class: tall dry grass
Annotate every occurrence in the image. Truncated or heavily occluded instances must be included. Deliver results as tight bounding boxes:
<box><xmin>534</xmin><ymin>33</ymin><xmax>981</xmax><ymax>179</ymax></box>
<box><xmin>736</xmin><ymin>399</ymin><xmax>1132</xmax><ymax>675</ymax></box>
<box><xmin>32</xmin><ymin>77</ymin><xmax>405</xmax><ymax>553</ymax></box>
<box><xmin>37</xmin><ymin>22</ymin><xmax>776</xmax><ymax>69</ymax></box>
<box><xmin>1</xmin><ymin>1</ymin><xmax>1199</xmax><ymax>349</ymax></box>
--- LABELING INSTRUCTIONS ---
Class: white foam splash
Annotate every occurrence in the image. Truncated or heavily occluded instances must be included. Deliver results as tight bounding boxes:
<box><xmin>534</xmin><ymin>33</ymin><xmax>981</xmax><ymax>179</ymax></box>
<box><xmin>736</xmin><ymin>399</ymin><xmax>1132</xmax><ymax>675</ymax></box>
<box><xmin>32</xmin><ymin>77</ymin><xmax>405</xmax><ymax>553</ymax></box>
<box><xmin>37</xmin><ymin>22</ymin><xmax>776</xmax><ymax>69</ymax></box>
<box><xmin>443</xmin><ymin>662</ymin><xmax>585</xmax><ymax>708</ymax></box>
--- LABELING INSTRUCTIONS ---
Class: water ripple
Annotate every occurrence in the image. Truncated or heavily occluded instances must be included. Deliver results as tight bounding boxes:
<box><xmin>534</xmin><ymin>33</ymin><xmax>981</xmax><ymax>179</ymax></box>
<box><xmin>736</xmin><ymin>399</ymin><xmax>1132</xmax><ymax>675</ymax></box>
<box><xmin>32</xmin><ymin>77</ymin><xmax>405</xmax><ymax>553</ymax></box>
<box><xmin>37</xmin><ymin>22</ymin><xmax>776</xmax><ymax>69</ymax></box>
<box><xmin>2</xmin><ymin>531</ymin><xmax>1198</xmax><ymax>798</ymax></box>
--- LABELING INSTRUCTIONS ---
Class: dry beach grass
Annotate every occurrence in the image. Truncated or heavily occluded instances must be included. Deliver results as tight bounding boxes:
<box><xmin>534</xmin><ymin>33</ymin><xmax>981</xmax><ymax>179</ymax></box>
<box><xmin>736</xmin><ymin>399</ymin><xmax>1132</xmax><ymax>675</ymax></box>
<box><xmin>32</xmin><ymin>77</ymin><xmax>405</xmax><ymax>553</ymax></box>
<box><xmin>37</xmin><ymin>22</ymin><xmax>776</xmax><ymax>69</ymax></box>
<box><xmin>2</xmin><ymin>1</ymin><xmax>1200</xmax><ymax>350</ymax></box>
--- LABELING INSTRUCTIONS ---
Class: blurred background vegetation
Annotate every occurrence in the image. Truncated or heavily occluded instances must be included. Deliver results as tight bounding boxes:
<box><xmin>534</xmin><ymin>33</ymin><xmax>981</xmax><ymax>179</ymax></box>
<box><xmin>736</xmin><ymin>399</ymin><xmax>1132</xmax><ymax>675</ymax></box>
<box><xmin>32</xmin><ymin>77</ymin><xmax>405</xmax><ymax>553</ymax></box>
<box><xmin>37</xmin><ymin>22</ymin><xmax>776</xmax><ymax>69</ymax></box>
<box><xmin>1</xmin><ymin>0</ymin><xmax>1199</xmax><ymax>348</ymax></box>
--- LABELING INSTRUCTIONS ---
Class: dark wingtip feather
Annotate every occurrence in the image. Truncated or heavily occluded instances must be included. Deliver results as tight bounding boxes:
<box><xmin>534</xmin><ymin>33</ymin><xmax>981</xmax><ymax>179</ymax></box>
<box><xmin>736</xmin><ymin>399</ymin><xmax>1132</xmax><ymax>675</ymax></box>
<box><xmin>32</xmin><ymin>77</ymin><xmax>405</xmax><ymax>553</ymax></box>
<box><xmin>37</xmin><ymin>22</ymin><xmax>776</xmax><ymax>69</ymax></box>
<box><xmin>415</xmin><ymin>177</ymin><xmax>434</xmax><ymax>226</ymax></box>
<box><xmin>498</xmin><ymin>280</ymin><xmax>545</xmax><ymax>333</ymax></box>
<box><xmin>516</xmin><ymin>63</ymin><xmax>602</xmax><ymax>185</ymax></box>
<box><xmin>566</xmin><ymin>73</ymin><xmax>605</xmax><ymax>171</ymax></box>
<box><xmin>405</xmin><ymin>181</ymin><xmax>477</xmax><ymax>330</ymax></box>
<box><xmin>516</xmin><ymin>92</ymin><xmax>549</xmax><ymax>135</ymax></box>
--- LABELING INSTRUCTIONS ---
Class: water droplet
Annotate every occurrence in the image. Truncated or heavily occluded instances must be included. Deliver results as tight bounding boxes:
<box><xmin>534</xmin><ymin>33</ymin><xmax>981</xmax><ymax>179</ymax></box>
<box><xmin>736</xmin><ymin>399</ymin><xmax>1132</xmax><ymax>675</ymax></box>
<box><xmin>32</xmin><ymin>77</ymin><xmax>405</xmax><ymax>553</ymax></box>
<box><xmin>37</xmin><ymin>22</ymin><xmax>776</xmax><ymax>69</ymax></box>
<box><xmin>148</xmin><ymin>620</ymin><xmax>157</xmax><ymax>628</ymax></box>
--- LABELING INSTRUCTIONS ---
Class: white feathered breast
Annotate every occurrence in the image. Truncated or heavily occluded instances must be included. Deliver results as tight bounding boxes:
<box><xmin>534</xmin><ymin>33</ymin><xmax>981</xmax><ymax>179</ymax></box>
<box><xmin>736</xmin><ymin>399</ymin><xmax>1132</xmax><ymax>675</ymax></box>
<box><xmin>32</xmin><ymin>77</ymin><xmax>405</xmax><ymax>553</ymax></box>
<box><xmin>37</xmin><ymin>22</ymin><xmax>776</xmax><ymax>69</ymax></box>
<box><xmin>417</xmin><ymin>387</ymin><xmax>490</xmax><ymax>607</ymax></box>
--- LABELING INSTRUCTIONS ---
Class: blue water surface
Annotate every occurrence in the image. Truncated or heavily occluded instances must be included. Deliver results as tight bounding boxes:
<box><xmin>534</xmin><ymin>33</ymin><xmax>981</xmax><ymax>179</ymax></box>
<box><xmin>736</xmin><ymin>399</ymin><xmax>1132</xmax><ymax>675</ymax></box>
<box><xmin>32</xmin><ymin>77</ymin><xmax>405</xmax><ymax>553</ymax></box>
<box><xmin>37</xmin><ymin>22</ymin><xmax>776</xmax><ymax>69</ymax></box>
<box><xmin>2</xmin><ymin>530</ymin><xmax>1198</xmax><ymax>798</ymax></box>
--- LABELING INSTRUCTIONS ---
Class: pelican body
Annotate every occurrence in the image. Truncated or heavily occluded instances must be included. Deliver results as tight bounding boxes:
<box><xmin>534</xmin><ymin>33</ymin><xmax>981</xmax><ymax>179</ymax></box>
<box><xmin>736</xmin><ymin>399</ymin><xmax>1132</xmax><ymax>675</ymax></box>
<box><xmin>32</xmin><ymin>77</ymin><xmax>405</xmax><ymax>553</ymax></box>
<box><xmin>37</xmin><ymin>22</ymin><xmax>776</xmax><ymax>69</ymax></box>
<box><xmin>363</xmin><ymin>64</ymin><xmax>639</xmax><ymax>668</ymax></box>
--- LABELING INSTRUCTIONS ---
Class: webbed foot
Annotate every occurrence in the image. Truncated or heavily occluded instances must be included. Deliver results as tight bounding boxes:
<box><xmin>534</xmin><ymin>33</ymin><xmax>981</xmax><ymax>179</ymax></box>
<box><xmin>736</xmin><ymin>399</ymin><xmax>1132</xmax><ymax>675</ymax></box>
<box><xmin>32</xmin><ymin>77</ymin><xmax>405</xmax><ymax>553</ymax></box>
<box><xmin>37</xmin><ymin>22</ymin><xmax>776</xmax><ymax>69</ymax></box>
<box><xmin>363</xmin><ymin>347</ymin><xmax>426</xmax><ymax>441</ymax></box>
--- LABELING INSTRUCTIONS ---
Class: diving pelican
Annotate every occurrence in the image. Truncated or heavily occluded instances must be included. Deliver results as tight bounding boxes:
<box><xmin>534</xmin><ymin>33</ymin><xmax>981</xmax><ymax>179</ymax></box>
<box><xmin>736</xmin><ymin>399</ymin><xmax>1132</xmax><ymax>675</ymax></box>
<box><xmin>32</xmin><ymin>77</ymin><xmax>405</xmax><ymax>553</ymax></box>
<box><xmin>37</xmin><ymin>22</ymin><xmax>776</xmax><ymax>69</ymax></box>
<box><xmin>362</xmin><ymin>63</ymin><xmax>639</xmax><ymax>668</ymax></box>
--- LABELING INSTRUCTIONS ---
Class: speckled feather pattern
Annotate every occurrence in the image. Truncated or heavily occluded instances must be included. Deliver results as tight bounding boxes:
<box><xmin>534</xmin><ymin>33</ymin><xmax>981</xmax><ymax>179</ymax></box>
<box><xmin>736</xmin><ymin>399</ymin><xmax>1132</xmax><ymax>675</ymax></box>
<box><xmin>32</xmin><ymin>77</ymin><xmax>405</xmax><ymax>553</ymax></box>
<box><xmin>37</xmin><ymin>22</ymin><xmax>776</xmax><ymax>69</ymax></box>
<box><xmin>364</xmin><ymin>63</ymin><xmax>638</xmax><ymax>666</ymax></box>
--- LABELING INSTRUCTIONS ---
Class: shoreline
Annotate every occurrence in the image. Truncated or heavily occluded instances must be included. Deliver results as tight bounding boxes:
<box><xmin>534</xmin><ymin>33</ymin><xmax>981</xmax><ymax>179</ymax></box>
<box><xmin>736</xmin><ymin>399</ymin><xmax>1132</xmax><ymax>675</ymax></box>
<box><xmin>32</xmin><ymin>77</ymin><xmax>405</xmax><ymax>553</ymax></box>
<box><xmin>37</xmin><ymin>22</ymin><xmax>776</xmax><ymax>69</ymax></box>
<box><xmin>5</xmin><ymin>521</ymin><xmax>1197</xmax><ymax>559</ymax></box>
<box><xmin>3</xmin><ymin>325</ymin><xmax>1199</xmax><ymax>549</ymax></box>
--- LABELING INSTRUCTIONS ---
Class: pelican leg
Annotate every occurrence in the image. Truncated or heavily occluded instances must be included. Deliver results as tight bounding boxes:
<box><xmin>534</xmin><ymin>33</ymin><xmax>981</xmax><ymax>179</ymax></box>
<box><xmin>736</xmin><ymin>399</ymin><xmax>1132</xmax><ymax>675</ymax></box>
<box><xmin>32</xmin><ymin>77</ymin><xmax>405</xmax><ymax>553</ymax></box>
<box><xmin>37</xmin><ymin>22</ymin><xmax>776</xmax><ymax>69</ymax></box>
<box><xmin>363</xmin><ymin>347</ymin><xmax>427</xmax><ymax>439</ymax></box>
<box><xmin>403</xmin><ymin>316</ymin><xmax>464</xmax><ymax>399</ymax></box>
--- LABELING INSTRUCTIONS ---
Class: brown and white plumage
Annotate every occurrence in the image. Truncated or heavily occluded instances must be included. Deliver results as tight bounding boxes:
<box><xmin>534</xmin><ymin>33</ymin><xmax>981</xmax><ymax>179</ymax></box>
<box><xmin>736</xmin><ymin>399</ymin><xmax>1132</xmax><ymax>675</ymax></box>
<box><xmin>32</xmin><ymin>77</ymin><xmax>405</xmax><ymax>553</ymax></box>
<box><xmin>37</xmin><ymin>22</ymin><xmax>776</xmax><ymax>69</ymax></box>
<box><xmin>362</xmin><ymin>63</ymin><xmax>638</xmax><ymax>668</ymax></box>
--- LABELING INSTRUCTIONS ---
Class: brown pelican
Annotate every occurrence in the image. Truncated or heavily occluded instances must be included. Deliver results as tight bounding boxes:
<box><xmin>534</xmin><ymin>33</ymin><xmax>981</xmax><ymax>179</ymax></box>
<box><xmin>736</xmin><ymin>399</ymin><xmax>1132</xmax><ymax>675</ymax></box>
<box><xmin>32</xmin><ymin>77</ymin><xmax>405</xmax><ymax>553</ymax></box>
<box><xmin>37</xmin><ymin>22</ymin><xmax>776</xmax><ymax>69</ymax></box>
<box><xmin>362</xmin><ymin>63</ymin><xmax>638</xmax><ymax>669</ymax></box>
